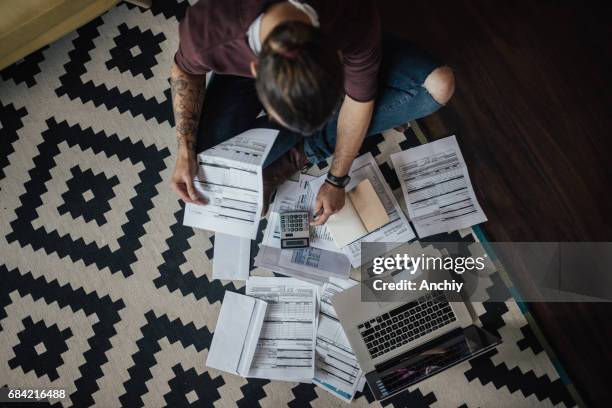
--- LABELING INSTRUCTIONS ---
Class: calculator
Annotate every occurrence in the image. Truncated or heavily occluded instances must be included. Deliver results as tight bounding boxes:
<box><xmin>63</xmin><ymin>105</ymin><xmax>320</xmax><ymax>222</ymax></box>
<box><xmin>280</xmin><ymin>211</ymin><xmax>310</xmax><ymax>249</ymax></box>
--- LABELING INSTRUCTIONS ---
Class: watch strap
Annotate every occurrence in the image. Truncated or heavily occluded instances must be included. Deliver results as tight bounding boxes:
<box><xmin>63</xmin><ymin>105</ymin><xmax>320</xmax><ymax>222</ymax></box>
<box><xmin>326</xmin><ymin>172</ymin><xmax>350</xmax><ymax>188</ymax></box>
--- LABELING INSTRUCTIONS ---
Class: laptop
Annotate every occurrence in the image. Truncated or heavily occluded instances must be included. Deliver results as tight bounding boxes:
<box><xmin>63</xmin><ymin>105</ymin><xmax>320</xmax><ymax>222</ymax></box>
<box><xmin>332</xmin><ymin>281</ymin><xmax>500</xmax><ymax>400</ymax></box>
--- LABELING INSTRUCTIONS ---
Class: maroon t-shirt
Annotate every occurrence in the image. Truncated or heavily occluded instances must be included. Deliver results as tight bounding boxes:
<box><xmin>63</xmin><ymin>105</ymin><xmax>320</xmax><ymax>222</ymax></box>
<box><xmin>174</xmin><ymin>0</ymin><xmax>381</xmax><ymax>102</ymax></box>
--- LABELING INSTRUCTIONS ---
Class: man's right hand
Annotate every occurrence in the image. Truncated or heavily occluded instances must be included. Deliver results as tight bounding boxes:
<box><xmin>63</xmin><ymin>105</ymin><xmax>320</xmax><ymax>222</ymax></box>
<box><xmin>169</xmin><ymin>153</ymin><xmax>206</xmax><ymax>205</ymax></box>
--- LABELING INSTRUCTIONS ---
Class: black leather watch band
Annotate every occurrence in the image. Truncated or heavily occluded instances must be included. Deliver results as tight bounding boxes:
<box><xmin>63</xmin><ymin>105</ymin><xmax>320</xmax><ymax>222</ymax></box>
<box><xmin>325</xmin><ymin>172</ymin><xmax>351</xmax><ymax>188</ymax></box>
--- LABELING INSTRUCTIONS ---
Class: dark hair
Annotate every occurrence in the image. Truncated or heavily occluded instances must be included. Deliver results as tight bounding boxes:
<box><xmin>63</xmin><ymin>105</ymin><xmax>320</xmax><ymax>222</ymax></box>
<box><xmin>255</xmin><ymin>21</ymin><xmax>344</xmax><ymax>135</ymax></box>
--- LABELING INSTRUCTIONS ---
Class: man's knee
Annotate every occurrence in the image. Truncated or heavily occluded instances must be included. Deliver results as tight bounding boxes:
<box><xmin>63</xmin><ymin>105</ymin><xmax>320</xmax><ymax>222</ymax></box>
<box><xmin>423</xmin><ymin>66</ymin><xmax>455</xmax><ymax>105</ymax></box>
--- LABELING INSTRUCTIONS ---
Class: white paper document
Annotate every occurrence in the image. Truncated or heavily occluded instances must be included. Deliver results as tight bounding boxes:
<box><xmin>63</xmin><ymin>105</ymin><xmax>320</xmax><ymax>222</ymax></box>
<box><xmin>326</xmin><ymin>153</ymin><xmax>416</xmax><ymax>267</ymax></box>
<box><xmin>212</xmin><ymin>233</ymin><xmax>250</xmax><ymax>281</ymax></box>
<box><xmin>313</xmin><ymin>278</ymin><xmax>365</xmax><ymax>401</ymax></box>
<box><xmin>255</xmin><ymin>244</ymin><xmax>350</xmax><ymax>283</ymax></box>
<box><xmin>206</xmin><ymin>291</ymin><xmax>267</xmax><ymax>376</ymax></box>
<box><xmin>390</xmin><ymin>135</ymin><xmax>487</xmax><ymax>238</ymax></box>
<box><xmin>246</xmin><ymin>277</ymin><xmax>318</xmax><ymax>381</ymax></box>
<box><xmin>183</xmin><ymin>128</ymin><xmax>279</xmax><ymax>239</ymax></box>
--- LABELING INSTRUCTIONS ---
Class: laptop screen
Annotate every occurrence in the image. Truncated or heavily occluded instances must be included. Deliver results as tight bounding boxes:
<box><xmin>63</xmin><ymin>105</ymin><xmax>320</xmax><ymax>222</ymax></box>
<box><xmin>366</xmin><ymin>326</ymin><xmax>499</xmax><ymax>400</ymax></box>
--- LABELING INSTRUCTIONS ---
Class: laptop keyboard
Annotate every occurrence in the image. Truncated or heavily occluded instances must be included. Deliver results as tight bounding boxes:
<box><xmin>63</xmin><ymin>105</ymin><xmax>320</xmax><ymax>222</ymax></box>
<box><xmin>357</xmin><ymin>291</ymin><xmax>456</xmax><ymax>359</ymax></box>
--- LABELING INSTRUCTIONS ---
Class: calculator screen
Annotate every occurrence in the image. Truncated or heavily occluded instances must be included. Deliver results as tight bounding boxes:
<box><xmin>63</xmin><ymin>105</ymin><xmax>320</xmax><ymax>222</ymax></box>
<box><xmin>284</xmin><ymin>239</ymin><xmax>308</xmax><ymax>247</ymax></box>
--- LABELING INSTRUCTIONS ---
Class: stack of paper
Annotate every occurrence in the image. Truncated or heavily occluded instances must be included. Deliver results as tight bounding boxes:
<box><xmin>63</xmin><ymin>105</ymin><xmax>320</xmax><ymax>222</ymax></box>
<box><xmin>254</xmin><ymin>244</ymin><xmax>351</xmax><ymax>283</ymax></box>
<box><xmin>390</xmin><ymin>135</ymin><xmax>487</xmax><ymax>238</ymax></box>
<box><xmin>183</xmin><ymin>128</ymin><xmax>279</xmax><ymax>240</ymax></box>
<box><xmin>313</xmin><ymin>278</ymin><xmax>365</xmax><ymax>401</ymax></box>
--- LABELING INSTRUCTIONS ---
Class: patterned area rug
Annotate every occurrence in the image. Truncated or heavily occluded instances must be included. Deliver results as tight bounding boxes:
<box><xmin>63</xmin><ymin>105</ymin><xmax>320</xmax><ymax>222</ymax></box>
<box><xmin>0</xmin><ymin>1</ymin><xmax>578</xmax><ymax>407</ymax></box>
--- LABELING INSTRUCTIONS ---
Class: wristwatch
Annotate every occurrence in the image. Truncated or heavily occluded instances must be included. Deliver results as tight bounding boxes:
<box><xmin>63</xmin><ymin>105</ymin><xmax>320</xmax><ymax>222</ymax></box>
<box><xmin>325</xmin><ymin>171</ymin><xmax>351</xmax><ymax>188</ymax></box>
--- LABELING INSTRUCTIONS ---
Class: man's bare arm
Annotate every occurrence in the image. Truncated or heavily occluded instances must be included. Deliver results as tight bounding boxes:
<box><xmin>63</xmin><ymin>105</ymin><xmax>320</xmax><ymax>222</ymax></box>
<box><xmin>312</xmin><ymin>96</ymin><xmax>374</xmax><ymax>225</ymax></box>
<box><xmin>170</xmin><ymin>62</ymin><xmax>206</xmax><ymax>157</ymax></box>
<box><xmin>330</xmin><ymin>96</ymin><xmax>374</xmax><ymax>177</ymax></box>
<box><xmin>169</xmin><ymin>63</ymin><xmax>207</xmax><ymax>204</ymax></box>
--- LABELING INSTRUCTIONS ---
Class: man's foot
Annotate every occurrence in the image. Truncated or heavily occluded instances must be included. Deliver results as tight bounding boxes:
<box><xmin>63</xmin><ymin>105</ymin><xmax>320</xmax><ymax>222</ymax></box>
<box><xmin>262</xmin><ymin>141</ymin><xmax>310</xmax><ymax>215</ymax></box>
<box><xmin>393</xmin><ymin>122</ymin><xmax>411</xmax><ymax>133</ymax></box>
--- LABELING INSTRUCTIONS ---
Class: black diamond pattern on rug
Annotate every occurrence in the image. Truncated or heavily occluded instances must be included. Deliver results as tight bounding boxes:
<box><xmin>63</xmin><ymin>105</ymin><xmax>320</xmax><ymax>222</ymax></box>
<box><xmin>8</xmin><ymin>317</ymin><xmax>73</xmax><ymax>381</ymax></box>
<box><xmin>0</xmin><ymin>264</ymin><xmax>125</xmax><ymax>407</ymax></box>
<box><xmin>163</xmin><ymin>365</ymin><xmax>225</xmax><ymax>408</ymax></box>
<box><xmin>6</xmin><ymin>118</ymin><xmax>169</xmax><ymax>277</ymax></box>
<box><xmin>106</xmin><ymin>23</ymin><xmax>165</xmax><ymax>80</ymax></box>
<box><xmin>57</xmin><ymin>166</ymin><xmax>120</xmax><ymax>227</ymax></box>
<box><xmin>55</xmin><ymin>18</ymin><xmax>174</xmax><ymax>125</ymax></box>
<box><xmin>119</xmin><ymin>311</ymin><xmax>216</xmax><ymax>408</ymax></box>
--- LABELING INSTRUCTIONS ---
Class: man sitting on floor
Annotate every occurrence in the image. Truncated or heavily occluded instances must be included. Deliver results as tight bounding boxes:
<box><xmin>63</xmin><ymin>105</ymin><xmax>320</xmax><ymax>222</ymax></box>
<box><xmin>169</xmin><ymin>0</ymin><xmax>454</xmax><ymax>225</ymax></box>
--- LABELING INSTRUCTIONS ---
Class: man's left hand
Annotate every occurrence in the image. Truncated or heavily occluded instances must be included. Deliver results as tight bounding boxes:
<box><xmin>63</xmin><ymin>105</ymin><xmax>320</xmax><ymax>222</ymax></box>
<box><xmin>311</xmin><ymin>182</ymin><xmax>345</xmax><ymax>225</ymax></box>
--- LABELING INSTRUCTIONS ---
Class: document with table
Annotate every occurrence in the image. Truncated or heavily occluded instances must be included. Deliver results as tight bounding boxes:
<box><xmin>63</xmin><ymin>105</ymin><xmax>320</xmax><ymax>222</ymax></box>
<box><xmin>246</xmin><ymin>277</ymin><xmax>318</xmax><ymax>381</ymax></box>
<box><xmin>390</xmin><ymin>135</ymin><xmax>487</xmax><ymax>238</ymax></box>
<box><xmin>183</xmin><ymin>128</ymin><xmax>279</xmax><ymax>240</ymax></box>
<box><xmin>313</xmin><ymin>278</ymin><xmax>365</xmax><ymax>401</ymax></box>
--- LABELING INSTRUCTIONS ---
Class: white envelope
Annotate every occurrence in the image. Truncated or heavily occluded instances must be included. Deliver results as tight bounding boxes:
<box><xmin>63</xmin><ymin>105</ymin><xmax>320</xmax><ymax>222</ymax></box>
<box><xmin>206</xmin><ymin>291</ymin><xmax>267</xmax><ymax>376</ymax></box>
<box><xmin>212</xmin><ymin>233</ymin><xmax>250</xmax><ymax>281</ymax></box>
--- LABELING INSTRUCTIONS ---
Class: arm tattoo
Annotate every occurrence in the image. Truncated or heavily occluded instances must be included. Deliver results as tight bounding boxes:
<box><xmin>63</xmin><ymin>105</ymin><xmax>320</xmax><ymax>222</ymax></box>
<box><xmin>170</xmin><ymin>67</ymin><xmax>205</xmax><ymax>156</ymax></box>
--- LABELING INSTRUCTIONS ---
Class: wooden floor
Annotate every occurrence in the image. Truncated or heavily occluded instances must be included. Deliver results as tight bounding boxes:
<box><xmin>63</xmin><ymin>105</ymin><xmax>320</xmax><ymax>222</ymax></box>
<box><xmin>378</xmin><ymin>0</ymin><xmax>612</xmax><ymax>405</ymax></box>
